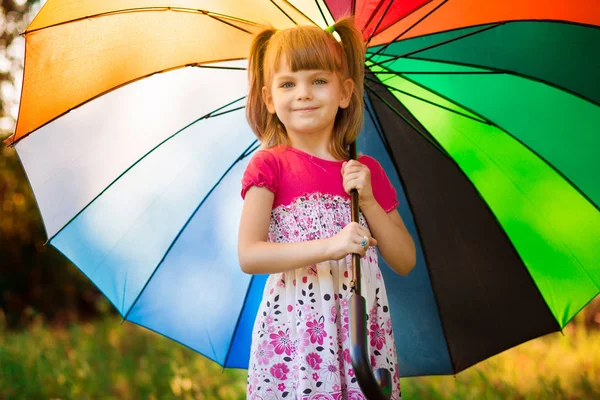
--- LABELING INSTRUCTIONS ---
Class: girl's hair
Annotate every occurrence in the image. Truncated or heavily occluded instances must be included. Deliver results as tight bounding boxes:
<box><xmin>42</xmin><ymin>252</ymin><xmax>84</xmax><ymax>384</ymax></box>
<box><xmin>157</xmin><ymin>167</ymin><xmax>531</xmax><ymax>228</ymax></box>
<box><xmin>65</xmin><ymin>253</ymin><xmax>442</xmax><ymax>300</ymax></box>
<box><xmin>246</xmin><ymin>17</ymin><xmax>365</xmax><ymax>160</ymax></box>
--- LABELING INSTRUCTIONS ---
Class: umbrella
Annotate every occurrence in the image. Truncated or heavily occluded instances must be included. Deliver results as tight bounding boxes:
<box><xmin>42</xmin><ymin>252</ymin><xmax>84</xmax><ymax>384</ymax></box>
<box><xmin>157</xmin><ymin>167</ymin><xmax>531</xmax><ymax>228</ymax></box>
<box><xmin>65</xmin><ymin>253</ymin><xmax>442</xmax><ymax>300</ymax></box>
<box><xmin>6</xmin><ymin>0</ymin><xmax>600</xmax><ymax>389</ymax></box>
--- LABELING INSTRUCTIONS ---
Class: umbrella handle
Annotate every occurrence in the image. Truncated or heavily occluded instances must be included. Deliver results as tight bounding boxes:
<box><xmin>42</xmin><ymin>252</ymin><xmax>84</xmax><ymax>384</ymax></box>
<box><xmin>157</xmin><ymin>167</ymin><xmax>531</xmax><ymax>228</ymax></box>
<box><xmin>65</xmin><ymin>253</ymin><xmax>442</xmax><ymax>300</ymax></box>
<box><xmin>348</xmin><ymin>141</ymin><xmax>392</xmax><ymax>400</ymax></box>
<box><xmin>349</xmin><ymin>293</ymin><xmax>392</xmax><ymax>399</ymax></box>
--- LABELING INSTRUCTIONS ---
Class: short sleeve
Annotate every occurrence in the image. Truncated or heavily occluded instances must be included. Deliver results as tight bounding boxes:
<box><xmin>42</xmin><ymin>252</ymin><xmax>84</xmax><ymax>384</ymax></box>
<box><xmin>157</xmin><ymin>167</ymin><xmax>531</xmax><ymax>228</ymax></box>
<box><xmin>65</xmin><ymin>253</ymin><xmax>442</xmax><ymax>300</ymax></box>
<box><xmin>241</xmin><ymin>150</ymin><xmax>279</xmax><ymax>199</ymax></box>
<box><xmin>361</xmin><ymin>155</ymin><xmax>400</xmax><ymax>213</ymax></box>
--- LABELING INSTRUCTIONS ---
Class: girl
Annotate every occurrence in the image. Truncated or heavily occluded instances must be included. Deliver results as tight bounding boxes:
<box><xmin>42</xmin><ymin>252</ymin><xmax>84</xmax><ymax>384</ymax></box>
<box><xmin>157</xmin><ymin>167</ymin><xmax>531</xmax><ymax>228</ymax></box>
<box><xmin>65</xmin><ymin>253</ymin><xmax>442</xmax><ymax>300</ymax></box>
<box><xmin>238</xmin><ymin>17</ymin><xmax>416</xmax><ymax>400</ymax></box>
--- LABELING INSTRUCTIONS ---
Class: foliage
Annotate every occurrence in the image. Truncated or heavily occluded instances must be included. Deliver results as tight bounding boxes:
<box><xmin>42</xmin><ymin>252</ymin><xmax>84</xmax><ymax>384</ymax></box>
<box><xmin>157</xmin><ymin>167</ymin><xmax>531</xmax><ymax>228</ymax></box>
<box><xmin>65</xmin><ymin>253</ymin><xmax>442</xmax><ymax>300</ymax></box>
<box><xmin>0</xmin><ymin>0</ymin><xmax>112</xmax><ymax>329</ymax></box>
<box><xmin>1</xmin><ymin>312</ymin><xmax>599</xmax><ymax>399</ymax></box>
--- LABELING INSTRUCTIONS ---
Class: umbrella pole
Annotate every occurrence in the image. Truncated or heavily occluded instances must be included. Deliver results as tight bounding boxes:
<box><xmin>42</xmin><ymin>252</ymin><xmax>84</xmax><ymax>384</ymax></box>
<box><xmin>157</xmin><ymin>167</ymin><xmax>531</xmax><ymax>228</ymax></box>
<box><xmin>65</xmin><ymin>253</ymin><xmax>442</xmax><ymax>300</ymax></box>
<box><xmin>348</xmin><ymin>141</ymin><xmax>392</xmax><ymax>399</ymax></box>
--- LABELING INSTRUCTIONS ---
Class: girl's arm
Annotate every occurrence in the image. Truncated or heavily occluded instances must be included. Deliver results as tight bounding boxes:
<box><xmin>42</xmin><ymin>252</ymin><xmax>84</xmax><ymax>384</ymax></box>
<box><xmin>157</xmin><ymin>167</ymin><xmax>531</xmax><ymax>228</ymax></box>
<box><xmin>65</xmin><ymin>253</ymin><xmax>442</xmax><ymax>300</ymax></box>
<box><xmin>238</xmin><ymin>186</ymin><xmax>377</xmax><ymax>275</ymax></box>
<box><xmin>238</xmin><ymin>186</ymin><xmax>331</xmax><ymax>275</ymax></box>
<box><xmin>360</xmin><ymin>199</ymin><xmax>416</xmax><ymax>276</ymax></box>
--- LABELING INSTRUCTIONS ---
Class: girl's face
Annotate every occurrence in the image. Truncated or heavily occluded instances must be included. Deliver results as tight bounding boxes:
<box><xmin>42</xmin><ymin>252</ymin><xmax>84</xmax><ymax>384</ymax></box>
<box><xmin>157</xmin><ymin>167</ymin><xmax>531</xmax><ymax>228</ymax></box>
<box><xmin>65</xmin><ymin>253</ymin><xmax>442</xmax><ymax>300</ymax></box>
<box><xmin>262</xmin><ymin>58</ymin><xmax>353</xmax><ymax>139</ymax></box>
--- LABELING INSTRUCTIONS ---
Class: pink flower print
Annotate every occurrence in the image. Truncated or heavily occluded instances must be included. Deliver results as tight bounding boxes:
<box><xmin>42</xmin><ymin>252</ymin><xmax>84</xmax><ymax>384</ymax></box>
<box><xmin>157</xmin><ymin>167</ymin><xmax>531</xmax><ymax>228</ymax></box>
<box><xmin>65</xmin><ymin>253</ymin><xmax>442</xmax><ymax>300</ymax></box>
<box><xmin>270</xmin><ymin>363</ymin><xmax>289</xmax><ymax>380</ymax></box>
<box><xmin>297</xmin><ymin>328</ymin><xmax>311</xmax><ymax>353</ymax></box>
<box><xmin>304</xmin><ymin>313</ymin><xmax>313</xmax><ymax>322</ymax></box>
<box><xmin>312</xmin><ymin>372</ymin><xmax>319</xmax><ymax>381</ymax></box>
<box><xmin>311</xmin><ymin>394</ymin><xmax>335</xmax><ymax>400</ymax></box>
<box><xmin>370</xmin><ymin>354</ymin><xmax>377</xmax><ymax>368</ymax></box>
<box><xmin>291</xmin><ymin>362</ymin><xmax>300</xmax><ymax>381</ymax></box>
<box><xmin>265</xmin><ymin>315</ymin><xmax>274</xmax><ymax>325</ymax></box>
<box><xmin>369</xmin><ymin>324</ymin><xmax>386</xmax><ymax>350</ymax></box>
<box><xmin>376</xmin><ymin>271</ymin><xmax>382</xmax><ymax>280</ymax></box>
<box><xmin>287</xmin><ymin>305</ymin><xmax>294</xmax><ymax>312</ymax></box>
<box><xmin>323</xmin><ymin>359</ymin><xmax>339</xmax><ymax>381</ymax></box>
<box><xmin>270</xmin><ymin>330</ymin><xmax>293</xmax><ymax>356</ymax></box>
<box><xmin>302</xmin><ymin>304</ymin><xmax>311</xmax><ymax>313</ymax></box>
<box><xmin>329</xmin><ymin>305</ymin><xmax>337</xmax><ymax>323</ymax></box>
<box><xmin>333</xmin><ymin>384</ymin><xmax>340</xmax><ymax>392</ymax></box>
<box><xmin>306</xmin><ymin>352</ymin><xmax>322</xmax><ymax>370</ymax></box>
<box><xmin>348</xmin><ymin>389</ymin><xmax>365</xmax><ymax>400</ymax></box>
<box><xmin>267</xmin><ymin>325</ymin><xmax>276</xmax><ymax>334</ymax></box>
<box><xmin>347</xmin><ymin>368</ymin><xmax>354</xmax><ymax>377</ymax></box>
<box><xmin>386</xmin><ymin>318</ymin><xmax>393</xmax><ymax>335</ymax></box>
<box><xmin>343</xmin><ymin>348</ymin><xmax>351</xmax><ymax>364</ymax></box>
<box><xmin>278</xmin><ymin>383</ymin><xmax>286</xmax><ymax>392</ymax></box>
<box><xmin>306</xmin><ymin>319</ymin><xmax>327</xmax><ymax>345</ymax></box>
<box><xmin>277</xmin><ymin>279</ymin><xmax>286</xmax><ymax>287</ymax></box>
<box><xmin>256</xmin><ymin>341</ymin><xmax>275</xmax><ymax>365</ymax></box>
<box><xmin>340</xmin><ymin>298</ymin><xmax>348</xmax><ymax>308</ymax></box>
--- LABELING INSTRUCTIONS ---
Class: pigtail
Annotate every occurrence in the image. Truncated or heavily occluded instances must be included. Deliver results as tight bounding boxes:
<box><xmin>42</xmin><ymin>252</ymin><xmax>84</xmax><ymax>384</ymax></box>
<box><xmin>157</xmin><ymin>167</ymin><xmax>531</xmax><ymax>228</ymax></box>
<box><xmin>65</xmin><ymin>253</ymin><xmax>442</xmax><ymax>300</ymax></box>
<box><xmin>327</xmin><ymin>17</ymin><xmax>366</xmax><ymax>159</ymax></box>
<box><xmin>246</xmin><ymin>27</ymin><xmax>284</xmax><ymax>146</ymax></box>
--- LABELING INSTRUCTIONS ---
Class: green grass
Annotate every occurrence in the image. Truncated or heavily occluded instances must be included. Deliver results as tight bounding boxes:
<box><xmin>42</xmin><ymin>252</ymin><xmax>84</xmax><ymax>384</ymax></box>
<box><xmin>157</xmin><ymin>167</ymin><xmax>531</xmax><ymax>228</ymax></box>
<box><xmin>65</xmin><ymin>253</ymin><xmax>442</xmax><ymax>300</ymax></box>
<box><xmin>1</xmin><ymin>311</ymin><xmax>599</xmax><ymax>399</ymax></box>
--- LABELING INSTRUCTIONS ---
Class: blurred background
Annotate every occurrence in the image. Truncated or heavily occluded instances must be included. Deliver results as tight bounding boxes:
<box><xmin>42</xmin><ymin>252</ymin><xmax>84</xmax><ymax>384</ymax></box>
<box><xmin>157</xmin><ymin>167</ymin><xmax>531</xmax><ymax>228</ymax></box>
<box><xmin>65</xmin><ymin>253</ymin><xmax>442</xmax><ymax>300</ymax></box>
<box><xmin>0</xmin><ymin>1</ymin><xmax>599</xmax><ymax>399</ymax></box>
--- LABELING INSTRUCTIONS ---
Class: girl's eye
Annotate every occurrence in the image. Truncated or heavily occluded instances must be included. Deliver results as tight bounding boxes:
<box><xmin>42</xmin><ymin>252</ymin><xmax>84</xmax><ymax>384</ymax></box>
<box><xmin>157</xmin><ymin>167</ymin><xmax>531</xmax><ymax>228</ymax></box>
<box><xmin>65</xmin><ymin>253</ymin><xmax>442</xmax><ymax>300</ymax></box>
<box><xmin>314</xmin><ymin>79</ymin><xmax>327</xmax><ymax>85</ymax></box>
<box><xmin>281</xmin><ymin>82</ymin><xmax>294</xmax><ymax>88</ymax></box>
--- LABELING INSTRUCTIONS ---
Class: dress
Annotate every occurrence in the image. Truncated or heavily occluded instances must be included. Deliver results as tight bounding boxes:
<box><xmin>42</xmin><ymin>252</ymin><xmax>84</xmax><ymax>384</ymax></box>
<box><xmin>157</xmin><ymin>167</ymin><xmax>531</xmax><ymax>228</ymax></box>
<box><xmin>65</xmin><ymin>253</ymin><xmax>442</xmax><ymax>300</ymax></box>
<box><xmin>241</xmin><ymin>144</ymin><xmax>402</xmax><ymax>400</ymax></box>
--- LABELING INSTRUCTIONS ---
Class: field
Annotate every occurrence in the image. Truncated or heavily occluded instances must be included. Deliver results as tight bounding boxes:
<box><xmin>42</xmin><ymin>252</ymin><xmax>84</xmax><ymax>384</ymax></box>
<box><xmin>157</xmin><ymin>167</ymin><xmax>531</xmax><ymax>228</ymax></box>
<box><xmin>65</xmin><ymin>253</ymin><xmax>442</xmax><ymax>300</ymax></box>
<box><xmin>1</xmin><ymin>311</ymin><xmax>599</xmax><ymax>399</ymax></box>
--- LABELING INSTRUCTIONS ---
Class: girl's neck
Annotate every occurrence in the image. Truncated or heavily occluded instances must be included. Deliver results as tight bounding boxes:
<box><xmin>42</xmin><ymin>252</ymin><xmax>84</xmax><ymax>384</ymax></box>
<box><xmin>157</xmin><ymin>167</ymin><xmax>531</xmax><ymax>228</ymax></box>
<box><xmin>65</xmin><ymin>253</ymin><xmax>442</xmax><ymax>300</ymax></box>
<box><xmin>288</xmin><ymin>133</ymin><xmax>337</xmax><ymax>161</ymax></box>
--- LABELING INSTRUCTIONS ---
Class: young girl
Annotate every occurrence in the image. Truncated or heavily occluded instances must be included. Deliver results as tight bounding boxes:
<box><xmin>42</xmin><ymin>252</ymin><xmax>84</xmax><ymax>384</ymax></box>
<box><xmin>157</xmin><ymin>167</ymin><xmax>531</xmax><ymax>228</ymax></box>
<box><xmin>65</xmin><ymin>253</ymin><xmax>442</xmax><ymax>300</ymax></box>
<box><xmin>238</xmin><ymin>17</ymin><xmax>416</xmax><ymax>400</ymax></box>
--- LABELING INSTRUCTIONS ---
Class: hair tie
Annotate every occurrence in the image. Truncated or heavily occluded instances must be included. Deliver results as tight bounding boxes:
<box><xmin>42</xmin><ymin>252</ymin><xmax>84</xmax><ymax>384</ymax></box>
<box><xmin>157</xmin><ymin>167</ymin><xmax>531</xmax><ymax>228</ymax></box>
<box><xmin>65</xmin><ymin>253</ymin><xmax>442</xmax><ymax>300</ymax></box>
<box><xmin>324</xmin><ymin>25</ymin><xmax>336</xmax><ymax>34</ymax></box>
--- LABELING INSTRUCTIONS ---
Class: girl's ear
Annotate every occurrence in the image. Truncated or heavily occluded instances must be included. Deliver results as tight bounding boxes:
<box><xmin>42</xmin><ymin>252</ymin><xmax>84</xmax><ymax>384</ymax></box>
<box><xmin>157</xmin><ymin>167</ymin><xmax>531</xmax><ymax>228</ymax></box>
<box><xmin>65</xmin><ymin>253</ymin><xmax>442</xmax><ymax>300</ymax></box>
<box><xmin>339</xmin><ymin>78</ymin><xmax>354</xmax><ymax>109</ymax></box>
<box><xmin>262</xmin><ymin>86</ymin><xmax>276</xmax><ymax>114</ymax></box>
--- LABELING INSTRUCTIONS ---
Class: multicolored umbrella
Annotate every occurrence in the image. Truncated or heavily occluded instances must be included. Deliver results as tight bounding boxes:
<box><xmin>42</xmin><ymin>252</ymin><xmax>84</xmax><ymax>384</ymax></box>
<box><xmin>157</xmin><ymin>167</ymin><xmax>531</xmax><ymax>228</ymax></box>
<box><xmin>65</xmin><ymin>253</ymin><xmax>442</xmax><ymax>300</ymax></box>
<box><xmin>6</xmin><ymin>0</ymin><xmax>599</xmax><ymax>382</ymax></box>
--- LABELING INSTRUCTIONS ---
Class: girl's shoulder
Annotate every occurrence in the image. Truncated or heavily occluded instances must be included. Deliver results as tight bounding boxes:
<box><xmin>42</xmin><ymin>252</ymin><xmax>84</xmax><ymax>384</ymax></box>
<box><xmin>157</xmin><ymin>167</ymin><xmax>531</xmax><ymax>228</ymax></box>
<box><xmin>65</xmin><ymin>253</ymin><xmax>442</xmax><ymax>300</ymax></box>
<box><xmin>357</xmin><ymin>153</ymin><xmax>384</xmax><ymax>172</ymax></box>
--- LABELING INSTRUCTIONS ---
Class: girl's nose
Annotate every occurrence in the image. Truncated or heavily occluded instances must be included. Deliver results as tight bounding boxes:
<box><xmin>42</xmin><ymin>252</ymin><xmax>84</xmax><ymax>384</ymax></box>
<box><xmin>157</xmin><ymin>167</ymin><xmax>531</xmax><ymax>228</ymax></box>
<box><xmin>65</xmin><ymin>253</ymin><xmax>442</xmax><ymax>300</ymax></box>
<box><xmin>296</xmin><ymin>83</ymin><xmax>312</xmax><ymax>100</ymax></box>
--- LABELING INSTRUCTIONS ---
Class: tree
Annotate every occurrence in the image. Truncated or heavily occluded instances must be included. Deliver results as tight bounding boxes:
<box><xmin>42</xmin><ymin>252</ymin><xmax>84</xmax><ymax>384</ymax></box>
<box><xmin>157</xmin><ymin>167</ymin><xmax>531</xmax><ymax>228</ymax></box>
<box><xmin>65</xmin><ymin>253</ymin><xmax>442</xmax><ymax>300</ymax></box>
<box><xmin>0</xmin><ymin>0</ymin><xmax>110</xmax><ymax>329</ymax></box>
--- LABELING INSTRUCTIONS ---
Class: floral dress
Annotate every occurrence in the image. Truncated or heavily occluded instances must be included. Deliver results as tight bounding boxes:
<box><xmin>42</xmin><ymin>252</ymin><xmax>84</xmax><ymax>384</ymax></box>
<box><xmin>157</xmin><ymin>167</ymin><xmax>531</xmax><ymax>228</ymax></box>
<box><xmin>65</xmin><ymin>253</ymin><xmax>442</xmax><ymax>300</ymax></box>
<box><xmin>241</xmin><ymin>145</ymin><xmax>402</xmax><ymax>400</ymax></box>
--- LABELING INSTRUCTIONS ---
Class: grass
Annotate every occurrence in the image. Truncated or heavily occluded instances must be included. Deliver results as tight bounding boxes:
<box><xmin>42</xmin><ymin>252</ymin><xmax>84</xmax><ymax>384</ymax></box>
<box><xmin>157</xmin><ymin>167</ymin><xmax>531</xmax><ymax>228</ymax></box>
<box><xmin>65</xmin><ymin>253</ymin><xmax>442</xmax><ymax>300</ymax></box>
<box><xmin>1</xmin><ymin>310</ymin><xmax>599</xmax><ymax>399</ymax></box>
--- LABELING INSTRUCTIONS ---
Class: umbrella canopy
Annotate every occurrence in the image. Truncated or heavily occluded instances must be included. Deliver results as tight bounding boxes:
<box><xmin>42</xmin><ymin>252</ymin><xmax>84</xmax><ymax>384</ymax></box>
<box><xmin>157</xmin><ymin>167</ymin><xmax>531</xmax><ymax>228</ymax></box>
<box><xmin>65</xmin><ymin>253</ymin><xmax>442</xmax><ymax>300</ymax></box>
<box><xmin>6</xmin><ymin>0</ymin><xmax>600</xmax><ymax>378</ymax></box>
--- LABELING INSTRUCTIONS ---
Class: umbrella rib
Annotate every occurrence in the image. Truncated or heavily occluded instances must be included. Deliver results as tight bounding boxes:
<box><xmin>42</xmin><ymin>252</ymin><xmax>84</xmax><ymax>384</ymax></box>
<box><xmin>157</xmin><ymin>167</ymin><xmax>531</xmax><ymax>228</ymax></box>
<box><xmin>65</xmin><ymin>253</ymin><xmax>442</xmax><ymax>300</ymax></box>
<box><xmin>450</xmin><ymin>125</ymin><xmax>599</xmax><ymax>293</ymax></box>
<box><xmin>270</xmin><ymin>0</ymin><xmax>299</xmax><ymax>26</ymax></box>
<box><xmin>196</xmin><ymin>65</ymin><xmax>247</xmax><ymax>71</ymax></box>
<box><xmin>121</xmin><ymin>140</ymin><xmax>260</xmax><ymax>323</ymax></box>
<box><xmin>395</xmin><ymin>72</ymin><xmax>600</xmax><ymax>214</ymax></box>
<box><xmin>364</xmin><ymin>0</ymin><xmax>395</xmax><ymax>48</ymax></box>
<box><xmin>318</xmin><ymin>0</ymin><xmax>336</xmax><ymax>26</ymax></box>
<box><xmin>368</xmin><ymin>23</ymin><xmax>502</xmax><ymax>68</ymax></box>
<box><xmin>365</xmin><ymin>76</ymin><xmax>489</xmax><ymax>124</ymax></box>
<box><xmin>24</xmin><ymin>7</ymin><xmax>268</xmax><ymax>35</ymax></box>
<box><xmin>122</xmin><ymin>318</ymin><xmax>227</xmax><ymax>367</ymax></box>
<box><xmin>366</xmin><ymin>0</ymin><xmax>435</xmax><ymax>43</ymax></box>
<box><xmin>207</xmin><ymin>14</ymin><xmax>254</xmax><ymax>34</ymax></box>
<box><xmin>365</xmin><ymin>0</ymin><xmax>449</xmax><ymax>63</ymax></box>
<box><xmin>363</xmin><ymin>0</ymin><xmax>387</xmax><ymax>34</ymax></box>
<box><xmin>222</xmin><ymin>274</ymin><xmax>259</xmax><ymax>369</ymax></box>
<box><xmin>43</xmin><ymin>96</ymin><xmax>248</xmax><ymax>246</ymax></box>
<box><xmin>364</xmin><ymin>84</ymin><xmax>451</xmax><ymax>159</ymax></box>
<box><xmin>8</xmin><ymin>60</ymin><xmax>248</xmax><ymax>147</ymax></box>
<box><xmin>366</xmin><ymin>70</ymin><xmax>500</xmax><ymax>75</ymax></box>
<box><xmin>281</xmin><ymin>0</ymin><xmax>321</xmax><ymax>27</ymax></box>
<box><xmin>364</xmin><ymin>90</ymin><xmax>460</xmax><ymax>375</ymax></box>
<box><xmin>407</xmin><ymin>54</ymin><xmax>600</xmax><ymax>108</ymax></box>
<box><xmin>313</xmin><ymin>0</ymin><xmax>331</xmax><ymax>26</ymax></box>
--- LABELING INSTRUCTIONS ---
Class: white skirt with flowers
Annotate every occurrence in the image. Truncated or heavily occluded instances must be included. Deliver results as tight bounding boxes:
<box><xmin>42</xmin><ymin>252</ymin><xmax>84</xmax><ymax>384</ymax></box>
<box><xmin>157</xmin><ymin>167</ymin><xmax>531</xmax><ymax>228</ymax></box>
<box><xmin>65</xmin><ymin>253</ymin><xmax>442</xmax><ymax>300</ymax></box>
<box><xmin>246</xmin><ymin>193</ymin><xmax>401</xmax><ymax>400</ymax></box>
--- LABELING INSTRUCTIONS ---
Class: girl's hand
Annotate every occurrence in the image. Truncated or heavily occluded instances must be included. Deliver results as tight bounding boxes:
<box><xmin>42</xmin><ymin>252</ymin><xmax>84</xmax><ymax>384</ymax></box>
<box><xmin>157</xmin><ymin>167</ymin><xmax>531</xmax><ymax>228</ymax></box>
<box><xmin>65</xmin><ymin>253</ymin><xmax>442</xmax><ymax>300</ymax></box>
<box><xmin>325</xmin><ymin>222</ymin><xmax>377</xmax><ymax>260</ymax></box>
<box><xmin>341</xmin><ymin>160</ymin><xmax>376</xmax><ymax>208</ymax></box>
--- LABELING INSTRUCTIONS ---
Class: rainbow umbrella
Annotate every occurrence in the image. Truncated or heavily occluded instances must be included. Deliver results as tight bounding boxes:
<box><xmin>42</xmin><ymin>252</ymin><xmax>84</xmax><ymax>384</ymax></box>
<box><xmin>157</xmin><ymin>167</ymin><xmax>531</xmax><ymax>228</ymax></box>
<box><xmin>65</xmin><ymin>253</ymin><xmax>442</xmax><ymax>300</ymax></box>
<box><xmin>6</xmin><ymin>0</ymin><xmax>600</xmax><ymax>382</ymax></box>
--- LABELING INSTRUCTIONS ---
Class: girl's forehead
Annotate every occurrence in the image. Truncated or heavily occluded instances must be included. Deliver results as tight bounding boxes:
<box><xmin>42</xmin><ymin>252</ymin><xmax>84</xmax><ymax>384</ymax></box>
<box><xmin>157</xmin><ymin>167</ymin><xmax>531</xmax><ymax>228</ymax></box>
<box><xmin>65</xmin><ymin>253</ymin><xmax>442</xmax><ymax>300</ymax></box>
<box><xmin>272</xmin><ymin>57</ymin><xmax>334</xmax><ymax>76</ymax></box>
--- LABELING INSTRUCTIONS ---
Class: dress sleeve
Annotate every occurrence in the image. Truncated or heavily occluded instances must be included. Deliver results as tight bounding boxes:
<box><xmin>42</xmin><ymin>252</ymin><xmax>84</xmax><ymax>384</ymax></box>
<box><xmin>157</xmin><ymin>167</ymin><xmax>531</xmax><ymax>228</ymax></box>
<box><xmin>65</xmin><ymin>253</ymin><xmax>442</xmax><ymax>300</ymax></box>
<box><xmin>361</xmin><ymin>155</ymin><xmax>400</xmax><ymax>213</ymax></box>
<box><xmin>240</xmin><ymin>150</ymin><xmax>279</xmax><ymax>199</ymax></box>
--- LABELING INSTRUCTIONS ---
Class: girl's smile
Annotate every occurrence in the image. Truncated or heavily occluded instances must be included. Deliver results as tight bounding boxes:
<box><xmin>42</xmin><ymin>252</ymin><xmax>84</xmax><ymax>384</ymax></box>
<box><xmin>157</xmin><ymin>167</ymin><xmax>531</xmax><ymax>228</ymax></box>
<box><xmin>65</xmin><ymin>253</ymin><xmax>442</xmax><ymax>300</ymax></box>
<box><xmin>262</xmin><ymin>59</ymin><xmax>353</xmax><ymax>139</ymax></box>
